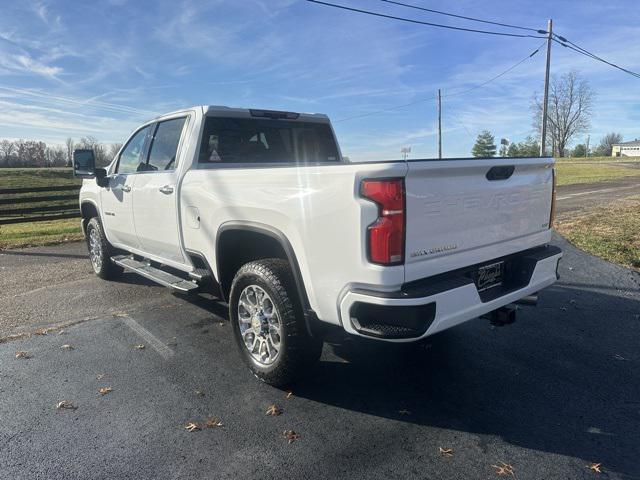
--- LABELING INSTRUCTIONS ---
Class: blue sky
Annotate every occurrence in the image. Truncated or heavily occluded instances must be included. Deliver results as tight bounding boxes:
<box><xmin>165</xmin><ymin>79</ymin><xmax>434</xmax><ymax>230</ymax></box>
<box><xmin>0</xmin><ymin>0</ymin><xmax>639</xmax><ymax>160</ymax></box>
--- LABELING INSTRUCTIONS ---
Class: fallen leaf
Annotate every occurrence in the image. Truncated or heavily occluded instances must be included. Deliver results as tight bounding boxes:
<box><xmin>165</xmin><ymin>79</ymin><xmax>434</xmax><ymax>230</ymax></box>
<box><xmin>185</xmin><ymin>422</ymin><xmax>200</xmax><ymax>432</ymax></box>
<box><xmin>282</xmin><ymin>430</ymin><xmax>300</xmax><ymax>443</ymax></box>
<box><xmin>398</xmin><ymin>409</ymin><xmax>411</xmax><ymax>416</ymax></box>
<box><xmin>15</xmin><ymin>351</ymin><xmax>30</xmax><ymax>359</ymax></box>
<box><xmin>34</xmin><ymin>328</ymin><xmax>50</xmax><ymax>336</ymax></box>
<box><xmin>134</xmin><ymin>344</ymin><xmax>145</xmax><ymax>350</ymax></box>
<box><xmin>266</xmin><ymin>404</ymin><xmax>282</xmax><ymax>416</ymax></box>
<box><xmin>112</xmin><ymin>312</ymin><xmax>128</xmax><ymax>318</ymax></box>
<box><xmin>60</xmin><ymin>344</ymin><xmax>74</xmax><ymax>350</ymax></box>
<box><xmin>491</xmin><ymin>462</ymin><xmax>514</xmax><ymax>476</ymax></box>
<box><xmin>56</xmin><ymin>400</ymin><xmax>77</xmax><ymax>410</ymax></box>
<box><xmin>205</xmin><ymin>418</ymin><xmax>223</xmax><ymax>428</ymax></box>
<box><xmin>588</xmin><ymin>463</ymin><xmax>602</xmax><ymax>474</ymax></box>
<box><xmin>284</xmin><ymin>391</ymin><xmax>293</xmax><ymax>399</ymax></box>
<box><xmin>194</xmin><ymin>390</ymin><xmax>205</xmax><ymax>397</ymax></box>
<box><xmin>439</xmin><ymin>447</ymin><xmax>454</xmax><ymax>457</ymax></box>
<box><xmin>98</xmin><ymin>387</ymin><xmax>113</xmax><ymax>395</ymax></box>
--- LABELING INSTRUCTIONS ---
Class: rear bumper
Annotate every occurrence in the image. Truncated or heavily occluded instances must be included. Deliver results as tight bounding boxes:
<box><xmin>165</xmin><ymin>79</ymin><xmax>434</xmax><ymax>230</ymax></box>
<box><xmin>339</xmin><ymin>245</ymin><xmax>562</xmax><ymax>342</ymax></box>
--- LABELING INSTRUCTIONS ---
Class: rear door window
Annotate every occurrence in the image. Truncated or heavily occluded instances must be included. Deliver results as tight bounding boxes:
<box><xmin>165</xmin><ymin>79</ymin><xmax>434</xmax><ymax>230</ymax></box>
<box><xmin>198</xmin><ymin>117</ymin><xmax>339</xmax><ymax>164</ymax></box>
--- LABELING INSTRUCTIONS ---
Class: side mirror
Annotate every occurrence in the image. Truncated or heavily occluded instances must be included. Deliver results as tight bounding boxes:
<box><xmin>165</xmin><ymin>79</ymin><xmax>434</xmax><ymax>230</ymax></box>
<box><xmin>95</xmin><ymin>168</ymin><xmax>109</xmax><ymax>188</ymax></box>
<box><xmin>73</xmin><ymin>149</ymin><xmax>96</xmax><ymax>178</ymax></box>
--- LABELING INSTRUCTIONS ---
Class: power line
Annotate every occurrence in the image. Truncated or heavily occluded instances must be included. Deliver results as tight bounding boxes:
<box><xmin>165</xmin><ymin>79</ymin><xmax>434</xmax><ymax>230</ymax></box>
<box><xmin>334</xmin><ymin>44</ymin><xmax>543</xmax><ymax>122</ymax></box>
<box><xmin>442</xmin><ymin>42</ymin><xmax>544</xmax><ymax>98</ymax></box>
<box><xmin>306</xmin><ymin>0</ymin><xmax>546</xmax><ymax>39</ymax></box>
<box><xmin>333</xmin><ymin>94</ymin><xmax>436</xmax><ymax>123</ymax></box>
<box><xmin>552</xmin><ymin>35</ymin><xmax>640</xmax><ymax>79</ymax></box>
<box><xmin>444</xmin><ymin>105</ymin><xmax>475</xmax><ymax>141</ymax></box>
<box><xmin>376</xmin><ymin>0</ymin><xmax>544</xmax><ymax>33</ymax></box>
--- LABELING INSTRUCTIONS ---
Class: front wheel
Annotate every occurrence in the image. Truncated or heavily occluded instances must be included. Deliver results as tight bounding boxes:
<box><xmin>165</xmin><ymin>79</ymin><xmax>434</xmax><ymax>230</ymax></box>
<box><xmin>229</xmin><ymin>259</ymin><xmax>322</xmax><ymax>387</ymax></box>
<box><xmin>86</xmin><ymin>217</ymin><xmax>123</xmax><ymax>280</ymax></box>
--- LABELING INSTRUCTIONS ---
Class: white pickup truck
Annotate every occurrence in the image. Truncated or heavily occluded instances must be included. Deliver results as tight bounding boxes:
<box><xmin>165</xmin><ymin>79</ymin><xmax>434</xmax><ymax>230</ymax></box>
<box><xmin>74</xmin><ymin>105</ymin><xmax>562</xmax><ymax>386</ymax></box>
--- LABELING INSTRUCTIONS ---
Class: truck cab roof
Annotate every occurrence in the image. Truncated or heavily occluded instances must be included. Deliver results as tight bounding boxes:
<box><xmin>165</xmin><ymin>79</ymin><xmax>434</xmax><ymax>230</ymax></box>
<box><xmin>151</xmin><ymin>106</ymin><xmax>330</xmax><ymax>124</ymax></box>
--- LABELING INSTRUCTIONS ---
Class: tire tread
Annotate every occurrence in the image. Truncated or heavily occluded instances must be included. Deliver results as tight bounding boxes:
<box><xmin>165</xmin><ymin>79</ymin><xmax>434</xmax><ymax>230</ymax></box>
<box><xmin>230</xmin><ymin>258</ymin><xmax>322</xmax><ymax>387</ymax></box>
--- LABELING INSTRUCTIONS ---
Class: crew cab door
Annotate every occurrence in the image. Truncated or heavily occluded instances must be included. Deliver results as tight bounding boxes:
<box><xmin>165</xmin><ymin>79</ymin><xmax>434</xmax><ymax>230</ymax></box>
<box><xmin>101</xmin><ymin>124</ymin><xmax>152</xmax><ymax>249</ymax></box>
<box><xmin>131</xmin><ymin>116</ymin><xmax>188</xmax><ymax>265</ymax></box>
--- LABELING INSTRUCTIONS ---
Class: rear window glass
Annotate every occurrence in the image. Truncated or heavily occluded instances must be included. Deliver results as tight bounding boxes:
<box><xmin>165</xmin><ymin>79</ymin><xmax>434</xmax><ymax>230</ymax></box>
<box><xmin>198</xmin><ymin>117</ymin><xmax>339</xmax><ymax>164</ymax></box>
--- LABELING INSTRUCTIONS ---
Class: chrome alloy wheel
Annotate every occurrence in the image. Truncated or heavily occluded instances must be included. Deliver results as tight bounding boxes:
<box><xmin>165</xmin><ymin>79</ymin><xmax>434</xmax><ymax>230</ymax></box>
<box><xmin>88</xmin><ymin>227</ymin><xmax>103</xmax><ymax>273</ymax></box>
<box><xmin>237</xmin><ymin>285</ymin><xmax>282</xmax><ymax>365</ymax></box>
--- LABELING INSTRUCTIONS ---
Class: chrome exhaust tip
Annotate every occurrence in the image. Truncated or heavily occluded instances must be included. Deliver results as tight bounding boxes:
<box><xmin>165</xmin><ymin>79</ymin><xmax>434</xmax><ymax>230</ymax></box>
<box><xmin>516</xmin><ymin>294</ymin><xmax>539</xmax><ymax>306</ymax></box>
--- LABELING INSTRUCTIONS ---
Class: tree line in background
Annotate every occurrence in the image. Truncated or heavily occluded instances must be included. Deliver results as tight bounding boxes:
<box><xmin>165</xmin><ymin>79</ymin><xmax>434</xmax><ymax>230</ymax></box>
<box><xmin>0</xmin><ymin>137</ymin><xmax>122</xmax><ymax>168</ymax></box>
<box><xmin>471</xmin><ymin>130</ymin><xmax>623</xmax><ymax>158</ymax></box>
<box><xmin>471</xmin><ymin>71</ymin><xmax>629</xmax><ymax>158</ymax></box>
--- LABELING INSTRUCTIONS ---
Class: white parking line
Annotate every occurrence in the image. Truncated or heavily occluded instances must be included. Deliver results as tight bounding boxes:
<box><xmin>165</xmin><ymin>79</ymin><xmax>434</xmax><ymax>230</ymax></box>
<box><xmin>557</xmin><ymin>185</ymin><xmax>638</xmax><ymax>201</ymax></box>
<box><xmin>121</xmin><ymin>316</ymin><xmax>175</xmax><ymax>360</ymax></box>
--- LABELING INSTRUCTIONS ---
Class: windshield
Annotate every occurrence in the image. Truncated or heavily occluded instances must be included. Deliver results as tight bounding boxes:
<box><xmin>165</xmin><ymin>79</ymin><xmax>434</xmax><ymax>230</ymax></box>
<box><xmin>198</xmin><ymin>117</ymin><xmax>340</xmax><ymax>165</ymax></box>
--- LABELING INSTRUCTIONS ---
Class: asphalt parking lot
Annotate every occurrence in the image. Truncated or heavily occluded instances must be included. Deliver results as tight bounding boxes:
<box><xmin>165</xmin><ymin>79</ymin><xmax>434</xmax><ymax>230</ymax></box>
<box><xmin>1</xmin><ymin>234</ymin><xmax>639</xmax><ymax>480</ymax></box>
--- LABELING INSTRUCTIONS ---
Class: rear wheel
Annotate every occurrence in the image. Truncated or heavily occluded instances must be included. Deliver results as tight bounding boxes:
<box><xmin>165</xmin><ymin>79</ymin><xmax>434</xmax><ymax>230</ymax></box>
<box><xmin>229</xmin><ymin>258</ymin><xmax>322</xmax><ymax>387</ymax></box>
<box><xmin>86</xmin><ymin>217</ymin><xmax>123</xmax><ymax>280</ymax></box>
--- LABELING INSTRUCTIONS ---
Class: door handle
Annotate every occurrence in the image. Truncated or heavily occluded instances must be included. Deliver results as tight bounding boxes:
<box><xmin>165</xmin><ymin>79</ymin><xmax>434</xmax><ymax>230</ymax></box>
<box><xmin>121</xmin><ymin>185</ymin><xmax>132</xmax><ymax>192</ymax></box>
<box><xmin>159</xmin><ymin>185</ymin><xmax>174</xmax><ymax>195</ymax></box>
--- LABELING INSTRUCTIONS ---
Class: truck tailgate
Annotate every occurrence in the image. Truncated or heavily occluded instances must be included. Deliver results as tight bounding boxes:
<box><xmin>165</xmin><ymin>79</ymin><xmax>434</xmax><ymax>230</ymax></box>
<box><xmin>404</xmin><ymin>157</ymin><xmax>554</xmax><ymax>282</ymax></box>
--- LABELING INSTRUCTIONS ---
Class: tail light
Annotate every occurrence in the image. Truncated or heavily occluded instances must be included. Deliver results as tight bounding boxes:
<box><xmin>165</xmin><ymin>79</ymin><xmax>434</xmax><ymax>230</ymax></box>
<box><xmin>549</xmin><ymin>168</ymin><xmax>557</xmax><ymax>228</ymax></box>
<box><xmin>360</xmin><ymin>178</ymin><xmax>405</xmax><ymax>265</ymax></box>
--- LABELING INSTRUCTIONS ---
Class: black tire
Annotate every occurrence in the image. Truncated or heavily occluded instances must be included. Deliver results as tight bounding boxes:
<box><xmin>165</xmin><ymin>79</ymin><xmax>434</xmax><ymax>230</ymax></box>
<box><xmin>229</xmin><ymin>258</ymin><xmax>322</xmax><ymax>387</ymax></box>
<box><xmin>85</xmin><ymin>217</ymin><xmax>124</xmax><ymax>280</ymax></box>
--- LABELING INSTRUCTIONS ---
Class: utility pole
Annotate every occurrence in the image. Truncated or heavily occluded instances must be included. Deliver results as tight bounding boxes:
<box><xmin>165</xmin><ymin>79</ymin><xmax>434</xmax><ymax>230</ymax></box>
<box><xmin>539</xmin><ymin>18</ymin><xmax>553</xmax><ymax>157</ymax></box>
<box><xmin>585</xmin><ymin>135</ymin><xmax>590</xmax><ymax>157</ymax></box>
<box><xmin>437</xmin><ymin>88</ymin><xmax>442</xmax><ymax>159</ymax></box>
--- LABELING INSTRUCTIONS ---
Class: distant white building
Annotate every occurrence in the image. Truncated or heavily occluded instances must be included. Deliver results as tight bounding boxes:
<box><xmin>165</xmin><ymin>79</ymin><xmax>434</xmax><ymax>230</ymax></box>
<box><xmin>611</xmin><ymin>139</ymin><xmax>640</xmax><ymax>157</ymax></box>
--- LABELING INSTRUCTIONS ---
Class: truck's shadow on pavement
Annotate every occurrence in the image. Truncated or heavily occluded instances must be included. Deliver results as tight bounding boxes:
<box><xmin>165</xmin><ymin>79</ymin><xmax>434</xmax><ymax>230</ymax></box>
<box><xmin>291</xmin><ymin>284</ymin><xmax>640</xmax><ymax>478</ymax></box>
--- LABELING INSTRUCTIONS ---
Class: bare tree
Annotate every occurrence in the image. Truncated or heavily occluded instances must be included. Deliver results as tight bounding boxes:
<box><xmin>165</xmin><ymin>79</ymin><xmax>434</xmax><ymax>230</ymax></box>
<box><xmin>594</xmin><ymin>132</ymin><xmax>623</xmax><ymax>156</ymax></box>
<box><xmin>78</xmin><ymin>136</ymin><xmax>110</xmax><ymax>166</ymax></box>
<box><xmin>0</xmin><ymin>139</ymin><xmax>16</xmax><ymax>167</ymax></box>
<box><xmin>533</xmin><ymin>71</ymin><xmax>594</xmax><ymax>157</ymax></box>
<box><xmin>46</xmin><ymin>145</ymin><xmax>67</xmax><ymax>167</ymax></box>
<box><xmin>65</xmin><ymin>137</ymin><xmax>75</xmax><ymax>167</ymax></box>
<box><xmin>108</xmin><ymin>142</ymin><xmax>123</xmax><ymax>160</ymax></box>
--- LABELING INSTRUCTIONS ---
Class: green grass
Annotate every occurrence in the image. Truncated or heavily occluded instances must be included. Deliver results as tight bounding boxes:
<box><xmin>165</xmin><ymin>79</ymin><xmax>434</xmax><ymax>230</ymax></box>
<box><xmin>0</xmin><ymin>218</ymin><xmax>84</xmax><ymax>249</ymax></box>
<box><xmin>554</xmin><ymin>162</ymin><xmax>640</xmax><ymax>186</ymax></box>
<box><xmin>0</xmin><ymin>167</ymin><xmax>80</xmax><ymax>188</ymax></box>
<box><xmin>556</xmin><ymin>196</ymin><xmax>640</xmax><ymax>271</ymax></box>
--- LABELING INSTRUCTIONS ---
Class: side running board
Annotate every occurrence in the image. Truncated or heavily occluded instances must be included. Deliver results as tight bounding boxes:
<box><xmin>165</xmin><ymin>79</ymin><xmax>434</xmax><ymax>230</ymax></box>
<box><xmin>111</xmin><ymin>255</ymin><xmax>198</xmax><ymax>293</ymax></box>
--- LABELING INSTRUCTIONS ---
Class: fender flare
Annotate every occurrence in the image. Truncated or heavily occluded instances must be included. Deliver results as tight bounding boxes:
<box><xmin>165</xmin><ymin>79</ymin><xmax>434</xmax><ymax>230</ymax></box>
<box><xmin>79</xmin><ymin>199</ymin><xmax>101</xmax><ymax>237</ymax></box>
<box><xmin>215</xmin><ymin>221</ymin><xmax>319</xmax><ymax>336</ymax></box>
